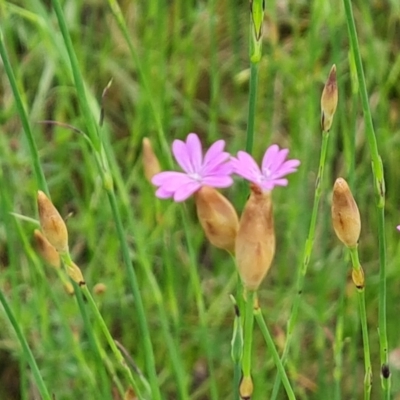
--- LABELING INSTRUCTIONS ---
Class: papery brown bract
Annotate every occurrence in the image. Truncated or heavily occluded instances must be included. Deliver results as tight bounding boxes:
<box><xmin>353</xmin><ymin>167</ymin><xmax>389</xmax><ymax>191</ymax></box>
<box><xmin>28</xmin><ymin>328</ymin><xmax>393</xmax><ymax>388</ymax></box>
<box><xmin>34</xmin><ymin>229</ymin><xmax>61</xmax><ymax>269</ymax></box>
<box><xmin>37</xmin><ymin>191</ymin><xmax>69</xmax><ymax>254</ymax></box>
<box><xmin>235</xmin><ymin>184</ymin><xmax>275</xmax><ymax>291</ymax></box>
<box><xmin>331</xmin><ymin>178</ymin><xmax>361</xmax><ymax>248</ymax></box>
<box><xmin>142</xmin><ymin>137</ymin><xmax>161</xmax><ymax>182</ymax></box>
<box><xmin>195</xmin><ymin>186</ymin><xmax>239</xmax><ymax>253</ymax></box>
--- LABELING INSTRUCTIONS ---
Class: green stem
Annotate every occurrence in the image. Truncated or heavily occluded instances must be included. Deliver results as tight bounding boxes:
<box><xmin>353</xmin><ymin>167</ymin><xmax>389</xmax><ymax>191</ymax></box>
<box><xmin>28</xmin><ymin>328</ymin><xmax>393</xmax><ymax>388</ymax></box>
<box><xmin>271</xmin><ymin>130</ymin><xmax>330</xmax><ymax>399</ymax></box>
<box><xmin>0</xmin><ymin>289</ymin><xmax>52</xmax><ymax>400</ymax></box>
<box><xmin>230</xmin><ymin>296</ymin><xmax>243</xmax><ymax>400</ymax></box>
<box><xmin>342</xmin><ymin>1</ymin><xmax>389</xmax><ymax>396</ymax></box>
<box><xmin>349</xmin><ymin>248</ymin><xmax>372</xmax><ymax>400</ymax></box>
<box><xmin>242</xmin><ymin>291</ymin><xmax>255</xmax><ymax>380</ymax></box>
<box><xmin>246</xmin><ymin>62</ymin><xmax>259</xmax><ymax>154</ymax></box>
<box><xmin>0</xmin><ymin>28</ymin><xmax>49</xmax><ymax>196</ymax></box>
<box><xmin>254</xmin><ymin>307</ymin><xmax>296</xmax><ymax>400</ymax></box>
<box><xmin>80</xmin><ymin>284</ymin><xmax>147</xmax><ymax>398</ymax></box>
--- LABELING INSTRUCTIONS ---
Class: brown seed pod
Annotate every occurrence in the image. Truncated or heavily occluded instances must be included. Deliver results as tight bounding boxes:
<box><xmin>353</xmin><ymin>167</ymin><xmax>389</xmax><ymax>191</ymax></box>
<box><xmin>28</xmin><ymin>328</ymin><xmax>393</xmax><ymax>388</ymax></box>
<box><xmin>331</xmin><ymin>178</ymin><xmax>361</xmax><ymax>248</ymax></box>
<box><xmin>37</xmin><ymin>191</ymin><xmax>69</xmax><ymax>254</ymax></box>
<box><xmin>142</xmin><ymin>137</ymin><xmax>161</xmax><ymax>182</ymax></box>
<box><xmin>235</xmin><ymin>184</ymin><xmax>275</xmax><ymax>291</ymax></box>
<box><xmin>195</xmin><ymin>186</ymin><xmax>239</xmax><ymax>253</ymax></box>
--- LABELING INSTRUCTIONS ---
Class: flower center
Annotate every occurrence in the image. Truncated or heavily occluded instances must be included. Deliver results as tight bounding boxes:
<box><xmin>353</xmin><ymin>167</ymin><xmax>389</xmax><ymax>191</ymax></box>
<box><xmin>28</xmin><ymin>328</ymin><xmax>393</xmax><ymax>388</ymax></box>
<box><xmin>188</xmin><ymin>172</ymin><xmax>202</xmax><ymax>182</ymax></box>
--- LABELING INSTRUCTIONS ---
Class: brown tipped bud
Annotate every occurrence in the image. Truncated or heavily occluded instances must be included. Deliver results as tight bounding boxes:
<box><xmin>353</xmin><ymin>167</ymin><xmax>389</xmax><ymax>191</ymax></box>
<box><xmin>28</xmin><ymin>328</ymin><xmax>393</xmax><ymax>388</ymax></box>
<box><xmin>235</xmin><ymin>184</ymin><xmax>275</xmax><ymax>291</ymax></box>
<box><xmin>321</xmin><ymin>64</ymin><xmax>338</xmax><ymax>131</ymax></box>
<box><xmin>124</xmin><ymin>387</ymin><xmax>137</xmax><ymax>400</ymax></box>
<box><xmin>194</xmin><ymin>186</ymin><xmax>239</xmax><ymax>253</ymax></box>
<box><xmin>37</xmin><ymin>191</ymin><xmax>69</xmax><ymax>254</ymax></box>
<box><xmin>142</xmin><ymin>137</ymin><xmax>161</xmax><ymax>182</ymax></box>
<box><xmin>331</xmin><ymin>178</ymin><xmax>361</xmax><ymax>248</ymax></box>
<box><xmin>239</xmin><ymin>375</ymin><xmax>253</xmax><ymax>399</ymax></box>
<box><xmin>352</xmin><ymin>267</ymin><xmax>365</xmax><ymax>289</ymax></box>
<box><xmin>66</xmin><ymin>262</ymin><xmax>85</xmax><ymax>286</ymax></box>
<box><xmin>93</xmin><ymin>283</ymin><xmax>107</xmax><ymax>295</ymax></box>
<box><xmin>34</xmin><ymin>229</ymin><xmax>61</xmax><ymax>269</ymax></box>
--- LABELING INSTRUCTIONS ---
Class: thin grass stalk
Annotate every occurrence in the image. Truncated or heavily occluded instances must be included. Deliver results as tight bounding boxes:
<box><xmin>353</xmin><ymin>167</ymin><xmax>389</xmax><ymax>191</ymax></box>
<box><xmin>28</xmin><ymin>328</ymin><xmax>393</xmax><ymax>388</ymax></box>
<box><xmin>349</xmin><ymin>248</ymin><xmax>372</xmax><ymax>399</ymax></box>
<box><xmin>127</xmin><ymin>218</ymin><xmax>190</xmax><ymax>399</ymax></box>
<box><xmin>106</xmin><ymin>0</ymin><xmax>170</xmax><ymax>162</ymax></box>
<box><xmin>73</xmin><ymin>282</ymin><xmax>114</xmax><ymax>399</ymax></box>
<box><xmin>208</xmin><ymin>0</ymin><xmax>219</xmax><ymax>140</ymax></box>
<box><xmin>0</xmin><ymin>289</ymin><xmax>52</xmax><ymax>400</ymax></box>
<box><xmin>49</xmin><ymin>1</ymin><xmax>162</xmax><ymax>398</ymax></box>
<box><xmin>333</xmin><ymin>284</ymin><xmax>346</xmax><ymax>400</ymax></box>
<box><xmin>180</xmin><ymin>211</ymin><xmax>219</xmax><ymax>399</ymax></box>
<box><xmin>0</xmin><ymin>28</ymin><xmax>49</xmax><ymax>196</ymax></box>
<box><xmin>254</xmin><ymin>307</ymin><xmax>296</xmax><ymax>400</ymax></box>
<box><xmin>230</xmin><ymin>298</ymin><xmax>243</xmax><ymax>400</ymax></box>
<box><xmin>79</xmin><ymin>284</ymin><xmax>147</xmax><ymax>398</ymax></box>
<box><xmin>342</xmin><ymin>1</ymin><xmax>390</xmax><ymax>396</ymax></box>
<box><xmin>271</xmin><ymin>130</ymin><xmax>330</xmax><ymax>399</ymax></box>
<box><xmin>245</xmin><ymin>63</ymin><xmax>259</xmax><ymax>154</ymax></box>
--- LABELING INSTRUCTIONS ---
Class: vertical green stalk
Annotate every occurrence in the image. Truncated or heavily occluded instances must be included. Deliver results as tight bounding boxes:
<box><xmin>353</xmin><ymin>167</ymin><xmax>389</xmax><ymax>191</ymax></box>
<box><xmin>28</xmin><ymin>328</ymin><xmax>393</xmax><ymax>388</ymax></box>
<box><xmin>106</xmin><ymin>0</ymin><xmax>170</xmax><ymax>162</ymax></box>
<box><xmin>254</xmin><ymin>307</ymin><xmax>296</xmax><ymax>400</ymax></box>
<box><xmin>230</xmin><ymin>297</ymin><xmax>243</xmax><ymax>400</ymax></box>
<box><xmin>342</xmin><ymin>1</ymin><xmax>390</xmax><ymax>397</ymax></box>
<box><xmin>246</xmin><ymin>0</ymin><xmax>264</xmax><ymax>154</ymax></box>
<box><xmin>208</xmin><ymin>0</ymin><xmax>219</xmax><ymax>140</ymax></box>
<box><xmin>333</xmin><ymin>285</ymin><xmax>346</xmax><ymax>400</ymax></box>
<box><xmin>349</xmin><ymin>248</ymin><xmax>372</xmax><ymax>400</ymax></box>
<box><xmin>50</xmin><ymin>1</ymin><xmax>162</xmax><ymax>398</ymax></box>
<box><xmin>271</xmin><ymin>130</ymin><xmax>330</xmax><ymax>399</ymax></box>
<box><xmin>0</xmin><ymin>28</ymin><xmax>49</xmax><ymax>196</ymax></box>
<box><xmin>241</xmin><ymin>290</ymin><xmax>256</xmax><ymax>395</ymax></box>
<box><xmin>79</xmin><ymin>284</ymin><xmax>147</xmax><ymax>398</ymax></box>
<box><xmin>246</xmin><ymin>63</ymin><xmax>259</xmax><ymax>154</ymax></box>
<box><xmin>0</xmin><ymin>289</ymin><xmax>52</xmax><ymax>400</ymax></box>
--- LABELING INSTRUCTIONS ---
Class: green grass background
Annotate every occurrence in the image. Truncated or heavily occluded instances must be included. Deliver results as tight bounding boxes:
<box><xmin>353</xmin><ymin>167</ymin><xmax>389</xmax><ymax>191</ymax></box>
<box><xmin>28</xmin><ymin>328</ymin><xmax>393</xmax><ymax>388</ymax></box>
<box><xmin>1</xmin><ymin>0</ymin><xmax>400</xmax><ymax>399</ymax></box>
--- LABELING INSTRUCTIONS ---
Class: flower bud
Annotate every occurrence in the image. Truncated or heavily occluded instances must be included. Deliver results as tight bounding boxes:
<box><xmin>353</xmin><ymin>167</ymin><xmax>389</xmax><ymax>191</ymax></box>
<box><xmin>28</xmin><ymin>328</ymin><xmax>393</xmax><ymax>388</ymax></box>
<box><xmin>142</xmin><ymin>137</ymin><xmax>161</xmax><ymax>182</ymax></box>
<box><xmin>239</xmin><ymin>375</ymin><xmax>253</xmax><ymax>399</ymax></box>
<box><xmin>194</xmin><ymin>186</ymin><xmax>239</xmax><ymax>253</ymax></box>
<box><xmin>352</xmin><ymin>266</ymin><xmax>365</xmax><ymax>289</ymax></box>
<box><xmin>331</xmin><ymin>178</ymin><xmax>361</xmax><ymax>248</ymax></box>
<box><xmin>66</xmin><ymin>262</ymin><xmax>85</xmax><ymax>286</ymax></box>
<box><xmin>93</xmin><ymin>283</ymin><xmax>107</xmax><ymax>295</ymax></box>
<box><xmin>235</xmin><ymin>184</ymin><xmax>275</xmax><ymax>291</ymax></box>
<box><xmin>37</xmin><ymin>191</ymin><xmax>69</xmax><ymax>254</ymax></box>
<box><xmin>321</xmin><ymin>64</ymin><xmax>338</xmax><ymax>132</ymax></box>
<box><xmin>33</xmin><ymin>229</ymin><xmax>61</xmax><ymax>269</ymax></box>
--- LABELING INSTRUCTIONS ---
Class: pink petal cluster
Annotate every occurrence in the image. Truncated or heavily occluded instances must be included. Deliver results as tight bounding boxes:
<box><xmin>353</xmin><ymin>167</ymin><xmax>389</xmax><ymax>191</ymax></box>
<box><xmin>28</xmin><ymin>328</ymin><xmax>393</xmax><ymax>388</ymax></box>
<box><xmin>230</xmin><ymin>145</ymin><xmax>300</xmax><ymax>191</ymax></box>
<box><xmin>152</xmin><ymin>133</ymin><xmax>233</xmax><ymax>202</ymax></box>
<box><xmin>152</xmin><ymin>133</ymin><xmax>300</xmax><ymax>201</ymax></box>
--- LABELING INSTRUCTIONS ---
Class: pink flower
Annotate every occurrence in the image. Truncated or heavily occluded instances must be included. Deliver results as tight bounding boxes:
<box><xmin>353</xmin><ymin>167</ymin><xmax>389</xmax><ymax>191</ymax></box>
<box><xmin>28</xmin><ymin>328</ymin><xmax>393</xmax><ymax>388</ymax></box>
<box><xmin>397</xmin><ymin>225</ymin><xmax>400</xmax><ymax>231</ymax></box>
<box><xmin>231</xmin><ymin>144</ymin><xmax>300</xmax><ymax>191</ymax></box>
<box><xmin>152</xmin><ymin>133</ymin><xmax>233</xmax><ymax>202</ymax></box>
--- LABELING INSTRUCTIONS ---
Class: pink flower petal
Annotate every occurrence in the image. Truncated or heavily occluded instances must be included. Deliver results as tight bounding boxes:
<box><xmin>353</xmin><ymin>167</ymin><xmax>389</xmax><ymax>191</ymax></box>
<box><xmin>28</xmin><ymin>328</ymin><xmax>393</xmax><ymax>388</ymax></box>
<box><xmin>173</xmin><ymin>181</ymin><xmax>201</xmax><ymax>202</ymax></box>
<box><xmin>202</xmin><ymin>175</ymin><xmax>234</xmax><ymax>188</ymax></box>
<box><xmin>172</xmin><ymin>139</ymin><xmax>193</xmax><ymax>173</ymax></box>
<box><xmin>186</xmin><ymin>133</ymin><xmax>203</xmax><ymax>172</ymax></box>
<box><xmin>203</xmin><ymin>140</ymin><xmax>226</xmax><ymax>166</ymax></box>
